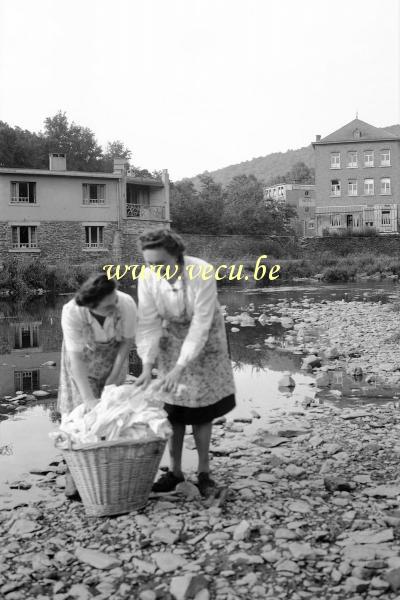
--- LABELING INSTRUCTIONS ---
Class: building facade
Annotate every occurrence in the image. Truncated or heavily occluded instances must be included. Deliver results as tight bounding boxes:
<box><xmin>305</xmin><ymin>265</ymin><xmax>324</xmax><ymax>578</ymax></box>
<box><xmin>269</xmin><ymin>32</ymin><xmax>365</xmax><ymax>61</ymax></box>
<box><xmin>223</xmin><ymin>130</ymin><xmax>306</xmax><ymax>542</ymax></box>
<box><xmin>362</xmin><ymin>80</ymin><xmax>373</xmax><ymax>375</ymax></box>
<box><xmin>0</xmin><ymin>154</ymin><xmax>170</xmax><ymax>264</ymax></box>
<box><xmin>264</xmin><ymin>182</ymin><xmax>316</xmax><ymax>236</ymax></box>
<box><xmin>312</xmin><ymin>119</ymin><xmax>400</xmax><ymax>236</ymax></box>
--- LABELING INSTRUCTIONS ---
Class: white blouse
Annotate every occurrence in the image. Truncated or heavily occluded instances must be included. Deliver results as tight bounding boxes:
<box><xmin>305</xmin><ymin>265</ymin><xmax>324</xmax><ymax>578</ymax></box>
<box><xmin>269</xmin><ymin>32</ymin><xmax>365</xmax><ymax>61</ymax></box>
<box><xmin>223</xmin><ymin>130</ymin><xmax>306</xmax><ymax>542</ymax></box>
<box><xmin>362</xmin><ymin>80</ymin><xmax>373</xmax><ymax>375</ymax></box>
<box><xmin>61</xmin><ymin>290</ymin><xmax>137</xmax><ymax>352</ymax></box>
<box><xmin>136</xmin><ymin>255</ymin><xmax>218</xmax><ymax>368</ymax></box>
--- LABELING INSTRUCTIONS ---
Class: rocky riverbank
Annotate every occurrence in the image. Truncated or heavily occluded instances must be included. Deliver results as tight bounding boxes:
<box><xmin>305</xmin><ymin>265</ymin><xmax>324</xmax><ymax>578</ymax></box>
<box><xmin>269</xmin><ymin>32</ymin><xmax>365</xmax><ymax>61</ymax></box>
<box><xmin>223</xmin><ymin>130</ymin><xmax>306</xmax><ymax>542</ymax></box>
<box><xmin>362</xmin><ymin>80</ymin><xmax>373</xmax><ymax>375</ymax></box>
<box><xmin>264</xmin><ymin>296</ymin><xmax>400</xmax><ymax>387</ymax></box>
<box><xmin>3</xmin><ymin>402</ymin><xmax>400</xmax><ymax>599</ymax></box>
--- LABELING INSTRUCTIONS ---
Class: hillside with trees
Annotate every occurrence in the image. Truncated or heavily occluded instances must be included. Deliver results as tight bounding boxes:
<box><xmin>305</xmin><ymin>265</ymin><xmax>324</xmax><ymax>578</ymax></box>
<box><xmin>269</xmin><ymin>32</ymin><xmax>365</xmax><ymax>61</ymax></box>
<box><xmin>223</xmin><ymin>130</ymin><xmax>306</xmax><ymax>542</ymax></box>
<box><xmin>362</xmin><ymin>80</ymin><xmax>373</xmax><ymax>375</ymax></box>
<box><xmin>187</xmin><ymin>123</ymin><xmax>400</xmax><ymax>188</ymax></box>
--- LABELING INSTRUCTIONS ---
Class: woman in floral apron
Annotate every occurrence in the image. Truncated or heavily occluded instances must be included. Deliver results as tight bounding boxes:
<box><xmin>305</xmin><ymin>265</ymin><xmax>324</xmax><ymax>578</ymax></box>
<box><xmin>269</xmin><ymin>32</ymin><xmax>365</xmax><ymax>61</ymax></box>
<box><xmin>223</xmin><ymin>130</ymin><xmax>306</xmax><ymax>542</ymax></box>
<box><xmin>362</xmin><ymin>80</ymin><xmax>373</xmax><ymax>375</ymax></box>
<box><xmin>58</xmin><ymin>273</ymin><xmax>137</xmax><ymax>497</ymax></box>
<box><xmin>135</xmin><ymin>229</ymin><xmax>236</xmax><ymax>496</ymax></box>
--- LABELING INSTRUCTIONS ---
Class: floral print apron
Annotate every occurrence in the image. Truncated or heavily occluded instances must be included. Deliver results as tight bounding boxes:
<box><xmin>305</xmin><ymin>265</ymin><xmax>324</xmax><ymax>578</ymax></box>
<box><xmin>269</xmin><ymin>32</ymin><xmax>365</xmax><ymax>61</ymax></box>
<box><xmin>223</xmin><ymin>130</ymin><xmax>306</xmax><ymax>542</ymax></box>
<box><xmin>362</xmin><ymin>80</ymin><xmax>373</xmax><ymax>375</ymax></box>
<box><xmin>157</xmin><ymin>276</ymin><xmax>235</xmax><ymax>409</ymax></box>
<box><xmin>57</xmin><ymin>306</ymin><xmax>127</xmax><ymax>415</ymax></box>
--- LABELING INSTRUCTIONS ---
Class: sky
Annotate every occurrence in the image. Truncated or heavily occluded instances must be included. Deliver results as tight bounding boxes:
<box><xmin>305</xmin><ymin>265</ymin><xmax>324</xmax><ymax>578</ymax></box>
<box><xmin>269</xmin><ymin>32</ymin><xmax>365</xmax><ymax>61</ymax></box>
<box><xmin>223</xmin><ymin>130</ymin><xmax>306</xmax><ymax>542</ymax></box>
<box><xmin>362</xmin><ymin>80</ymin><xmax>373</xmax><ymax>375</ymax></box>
<box><xmin>0</xmin><ymin>0</ymin><xmax>399</xmax><ymax>181</ymax></box>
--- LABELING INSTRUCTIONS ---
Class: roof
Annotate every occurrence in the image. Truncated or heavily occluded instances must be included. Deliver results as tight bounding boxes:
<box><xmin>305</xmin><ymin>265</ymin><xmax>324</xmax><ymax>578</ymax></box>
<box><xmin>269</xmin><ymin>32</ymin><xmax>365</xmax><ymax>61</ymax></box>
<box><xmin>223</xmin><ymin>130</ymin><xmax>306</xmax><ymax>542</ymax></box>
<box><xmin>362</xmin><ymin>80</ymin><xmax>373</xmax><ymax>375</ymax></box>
<box><xmin>0</xmin><ymin>167</ymin><xmax>164</xmax><ymax>186</ymax></box>
<box><xmin>314</xmin><ymin>119</ymin><xmax>400</xmax><ymax>145</ymax></box>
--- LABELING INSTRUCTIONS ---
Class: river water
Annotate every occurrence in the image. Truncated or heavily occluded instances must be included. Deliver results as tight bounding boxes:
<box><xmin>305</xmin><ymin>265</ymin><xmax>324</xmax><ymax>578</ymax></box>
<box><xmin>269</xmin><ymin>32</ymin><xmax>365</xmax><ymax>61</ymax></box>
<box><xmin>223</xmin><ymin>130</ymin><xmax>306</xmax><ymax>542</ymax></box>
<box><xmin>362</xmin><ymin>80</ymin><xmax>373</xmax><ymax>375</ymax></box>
<box><xmin>1</xmin><ymin>281</ymin><xmax>399</xmax><ymax>496</ymax></box>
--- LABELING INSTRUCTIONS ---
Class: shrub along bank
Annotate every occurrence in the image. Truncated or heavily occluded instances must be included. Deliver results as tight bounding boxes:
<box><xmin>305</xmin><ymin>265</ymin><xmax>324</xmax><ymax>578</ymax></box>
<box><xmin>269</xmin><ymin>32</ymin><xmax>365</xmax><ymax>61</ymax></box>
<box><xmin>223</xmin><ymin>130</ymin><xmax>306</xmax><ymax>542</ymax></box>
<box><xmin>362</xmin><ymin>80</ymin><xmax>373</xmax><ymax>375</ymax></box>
<box><xmin>3</xmin><ymin>246</ymin><xmax>400</xmax><ymax>298</ymax></box>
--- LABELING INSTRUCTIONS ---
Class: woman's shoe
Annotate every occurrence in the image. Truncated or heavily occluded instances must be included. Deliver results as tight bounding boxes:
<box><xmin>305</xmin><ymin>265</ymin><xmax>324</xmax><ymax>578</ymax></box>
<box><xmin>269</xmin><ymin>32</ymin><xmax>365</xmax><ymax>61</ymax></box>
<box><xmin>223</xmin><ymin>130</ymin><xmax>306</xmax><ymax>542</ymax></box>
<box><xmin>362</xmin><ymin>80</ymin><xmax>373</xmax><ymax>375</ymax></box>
<box><xmin>197</xmin><ymin>472</ymin><xmax>216</xmax><ymax>497</ymax></box>
<box><xmin>65</xmin><ymin>471</ymin><xmax>81</xmax><ymax>501</ymax></box>
<box><xmin>152</xmin><ymin>470</ymin><xmax>184</xmax><ymax>493</ymax></box>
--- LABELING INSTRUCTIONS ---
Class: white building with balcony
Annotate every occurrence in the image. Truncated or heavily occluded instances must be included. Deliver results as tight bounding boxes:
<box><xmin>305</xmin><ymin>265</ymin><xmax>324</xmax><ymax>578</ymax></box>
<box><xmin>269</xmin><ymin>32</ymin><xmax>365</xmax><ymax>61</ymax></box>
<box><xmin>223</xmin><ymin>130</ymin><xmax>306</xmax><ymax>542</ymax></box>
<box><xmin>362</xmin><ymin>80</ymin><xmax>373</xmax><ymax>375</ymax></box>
<box><xmin>0</xmin><ymin>154</ymin><xmax>170</xmax><ymax>264</ymax></box>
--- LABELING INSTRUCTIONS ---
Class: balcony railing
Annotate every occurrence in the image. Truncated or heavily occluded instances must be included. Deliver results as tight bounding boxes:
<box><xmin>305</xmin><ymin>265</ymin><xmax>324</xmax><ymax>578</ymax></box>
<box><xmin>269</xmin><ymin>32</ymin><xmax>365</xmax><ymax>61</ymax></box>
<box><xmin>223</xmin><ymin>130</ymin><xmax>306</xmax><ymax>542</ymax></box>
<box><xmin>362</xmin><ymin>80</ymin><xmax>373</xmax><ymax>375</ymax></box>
<box><xmin>126</xmin><ymin>204</ymin><xmax>166</xmax><ymax>220</ymax></box>
<box><xmin>11</xmin><ymin>197</ymin><xmax>36</xmax><ymax>204</ymax></box>
<box><xmin>12</xmin><ymin>242</ymin><xmax>38</xmax><ymax>248</ymax></box>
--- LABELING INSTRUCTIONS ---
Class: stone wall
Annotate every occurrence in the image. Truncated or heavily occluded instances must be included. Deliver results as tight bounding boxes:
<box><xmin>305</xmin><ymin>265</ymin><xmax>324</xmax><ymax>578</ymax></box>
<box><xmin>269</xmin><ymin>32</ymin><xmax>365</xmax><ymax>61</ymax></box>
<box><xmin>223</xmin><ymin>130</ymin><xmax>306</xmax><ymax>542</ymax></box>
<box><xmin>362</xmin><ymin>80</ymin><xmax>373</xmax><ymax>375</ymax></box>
<box><xmin>301</xmin><ymin>234</ymin><xmax>400</xmax><ymax>257</ymax></box>
<box><xmin>0</xmin><ymin>221</ymin><xmax>119</xmax><ymax>265</ymax></box>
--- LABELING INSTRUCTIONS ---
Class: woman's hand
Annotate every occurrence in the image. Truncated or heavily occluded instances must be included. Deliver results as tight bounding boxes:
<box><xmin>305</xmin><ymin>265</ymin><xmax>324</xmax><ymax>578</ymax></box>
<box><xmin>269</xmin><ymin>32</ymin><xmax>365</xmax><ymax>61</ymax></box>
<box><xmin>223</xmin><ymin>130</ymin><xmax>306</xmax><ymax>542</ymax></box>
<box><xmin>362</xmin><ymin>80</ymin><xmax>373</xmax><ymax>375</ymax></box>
<box><xmin>135</xmin><ymin>364</ymin><xmax>153</xmax><ymax>389</ymax></box>
<box><xmin>162</xmin><ymin>364</ymin><xmax>184</xmax><ymax>394</ymax></box>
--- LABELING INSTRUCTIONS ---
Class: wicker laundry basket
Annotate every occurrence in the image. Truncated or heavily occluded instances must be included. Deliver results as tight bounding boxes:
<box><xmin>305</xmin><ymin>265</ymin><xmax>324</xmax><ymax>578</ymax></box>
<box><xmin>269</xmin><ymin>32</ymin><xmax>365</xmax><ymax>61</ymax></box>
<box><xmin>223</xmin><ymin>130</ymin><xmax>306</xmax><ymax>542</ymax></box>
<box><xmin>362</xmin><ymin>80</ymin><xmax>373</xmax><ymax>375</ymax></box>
<box><xmin>62</xmin><ymin>437</ymin><xmax>166</xmax><ymax>517</ymax></box>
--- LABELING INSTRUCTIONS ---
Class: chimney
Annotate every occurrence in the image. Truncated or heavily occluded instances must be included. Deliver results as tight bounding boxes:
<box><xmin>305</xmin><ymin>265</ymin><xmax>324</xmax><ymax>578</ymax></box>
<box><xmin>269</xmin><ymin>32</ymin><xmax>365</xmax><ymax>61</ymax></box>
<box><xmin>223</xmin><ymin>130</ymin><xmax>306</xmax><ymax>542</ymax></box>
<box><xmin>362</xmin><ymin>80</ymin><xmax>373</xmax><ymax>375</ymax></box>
<box><xmin>113</xmin><ymin>158</ymin><xmax>129</xmax><ymax>174</ymax></box>
<box><xmin>49</xmin><ymin>153</ymin><xmax>67</xmax><ymax>171</ymax></box>
<box><xmin>315</xmin><ymin>134</ymin><xmax>321</xmax><ymax>142</ymax></box>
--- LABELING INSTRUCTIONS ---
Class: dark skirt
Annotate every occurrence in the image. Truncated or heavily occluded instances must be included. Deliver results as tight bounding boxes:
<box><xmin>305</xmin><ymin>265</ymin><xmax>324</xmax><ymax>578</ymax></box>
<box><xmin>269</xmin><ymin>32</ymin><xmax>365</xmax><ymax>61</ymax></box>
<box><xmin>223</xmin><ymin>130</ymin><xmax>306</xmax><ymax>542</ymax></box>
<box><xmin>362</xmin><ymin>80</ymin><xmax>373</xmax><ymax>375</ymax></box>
<box><xmin>164</xmin><ymin>394</ymin><xmax>236</xmax><ymax>425</ymax></box>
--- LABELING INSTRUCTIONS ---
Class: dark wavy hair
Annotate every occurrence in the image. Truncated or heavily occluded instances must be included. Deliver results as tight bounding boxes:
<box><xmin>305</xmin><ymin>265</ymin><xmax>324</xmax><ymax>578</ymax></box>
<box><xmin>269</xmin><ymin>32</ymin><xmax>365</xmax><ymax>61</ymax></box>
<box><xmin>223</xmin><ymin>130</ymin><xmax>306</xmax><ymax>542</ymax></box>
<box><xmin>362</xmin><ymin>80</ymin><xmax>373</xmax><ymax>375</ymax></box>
<box><xmin>75</xmin><ymin>273</ymin><xmax>117</xmax><ymax>309</ymax></box>
<box><xmin>138</xmin><ymin>228</ymin><xmax>186</xmax><ymax>262</ymax></box>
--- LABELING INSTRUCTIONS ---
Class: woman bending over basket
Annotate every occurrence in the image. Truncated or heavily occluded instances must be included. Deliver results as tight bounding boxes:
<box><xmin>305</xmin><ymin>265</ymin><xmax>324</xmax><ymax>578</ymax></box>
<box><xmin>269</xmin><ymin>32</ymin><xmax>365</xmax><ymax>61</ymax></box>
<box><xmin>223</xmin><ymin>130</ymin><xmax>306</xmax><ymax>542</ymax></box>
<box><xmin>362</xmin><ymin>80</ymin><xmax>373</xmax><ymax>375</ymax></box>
<box><xmin>58</xmin><ymin>273</ymin><xmax>137</xmax><ymax>497</ymax></box>
<box><xmin>135</xmin><ymin>229</ymin><xmax>236</xmax><ymax>497</ymax></box>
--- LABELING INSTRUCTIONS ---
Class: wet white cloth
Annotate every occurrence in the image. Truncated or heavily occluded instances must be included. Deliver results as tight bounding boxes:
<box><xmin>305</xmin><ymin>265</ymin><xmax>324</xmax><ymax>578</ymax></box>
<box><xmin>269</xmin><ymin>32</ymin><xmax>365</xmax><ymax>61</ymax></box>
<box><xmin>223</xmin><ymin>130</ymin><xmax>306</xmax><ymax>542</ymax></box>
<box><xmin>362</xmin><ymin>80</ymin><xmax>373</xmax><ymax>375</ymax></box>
<box><xmin>50</xmin><ymin>381</ymin><xmax>172</xmax><ymax>449</ymax></box>
<box><xmin>136</xmin><ymin>255</ymin><xmax>218</xmax><ymax>368</ymax></box>
<box><xmin>61</xmin><ymin>291</ymin><xmax>137</xmax><ymax>353</ymax></box>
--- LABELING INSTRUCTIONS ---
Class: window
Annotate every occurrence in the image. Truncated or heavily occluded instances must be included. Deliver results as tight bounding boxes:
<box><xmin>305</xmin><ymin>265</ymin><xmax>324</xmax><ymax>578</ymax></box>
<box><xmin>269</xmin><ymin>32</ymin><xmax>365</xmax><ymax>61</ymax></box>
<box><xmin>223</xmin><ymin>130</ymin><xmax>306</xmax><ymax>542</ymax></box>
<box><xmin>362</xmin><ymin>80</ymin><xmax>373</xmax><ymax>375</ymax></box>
<box><xmin>11</xmin><ymin>182</ymin><xmax>36</xmax><ymax>203</ymax></box>
<box><xmin>347</xmin><ymin>151</ymin><xmax>358</xmax><ymax>168</ymax></box>
<box><xmin>364</xmin><ymin>150</ymin><xmax>374</xmax><ymax>167</ymax></box>
<box><xmin>364</xmin><ymin>179</ymin><xmax>374</xmax><ymax>195</ymax></box>
<box><xmin>331</xmin><ymin>152</ymin><xmax>341</xmax><ymax>169</ymax></box>
<box><xmin>348</xmin><ymin>180</ymin><xmax>358</xmax><ymax>196</ymax></box>
<box><xmin>14</xmin><ymin>323</ymin><xmax>40</xmax><ymax>349</ymax></box>
<box><xmin>308</xmin><ymin>221</ymin><xmax>315</xmax><ymax>229</ymax></box>
<box><xmin>304</xmin><ymin>191</ymin><xmax>309</xmax><ymax>196</ymax></box>
<box><xmin>304</xmin><ymin>207</ymin><xmax>309</xmax><ymax>213</ymax></box>
<box><xmin>82</xmin><ymin>184</ymin><xmax>106</xmax><ymax>204</ymax></box>
<box><xmin>381</xmin><ymin>178</ymin><xmax>391</xmax><ymax>195</ymax></box>
<box><xmin>330</xmin><ymin>214</ymin><xmax>341</xmax><ymax>227</ymax></box>
<box><xmin>331</xmin><ymin>179</ymin><xmax>341</xmax><ymax>196</ymax></box>
<box><xmin>85</xmin><ymin>226</ymin><xmax>104</xmax><ymax>248</ymax></box>
<box><xmin>382</xmin><ymin>210</ymin><xmax>391</xmax><ymax>225</ymax></box>
<box><xmin>14</xmin><ymin>369</ymin><xmax>40</xmax><ymax>393</ymax></box>
<box><xmin>380</xmin><ymin>149</ymin><xmax>391</xmax><ymax>167</ymax></box>
<box><xmin>12</xmin><ymin>225</ymin><xmax>38</xmax><ymax>249</ymax></box>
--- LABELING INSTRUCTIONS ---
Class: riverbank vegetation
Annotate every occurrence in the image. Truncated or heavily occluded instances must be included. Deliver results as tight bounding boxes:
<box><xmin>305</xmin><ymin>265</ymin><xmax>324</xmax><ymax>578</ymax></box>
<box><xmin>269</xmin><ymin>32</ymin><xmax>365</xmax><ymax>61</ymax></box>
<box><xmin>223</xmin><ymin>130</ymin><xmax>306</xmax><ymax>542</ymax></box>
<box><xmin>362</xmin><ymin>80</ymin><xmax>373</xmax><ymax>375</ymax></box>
<box><xmin>2</xmin><ymin>251</ymin><xmax>400</xmax><ymax>298</ymax></box>
<box><xmin>0</xmin><ymin>258</ymin><xmax>100</xmax><ymax>297</ymax></box>
<box><xmin>233</xmin><ymin>251</ymin><xmax>400</xmax><ymax>286</ymax></box>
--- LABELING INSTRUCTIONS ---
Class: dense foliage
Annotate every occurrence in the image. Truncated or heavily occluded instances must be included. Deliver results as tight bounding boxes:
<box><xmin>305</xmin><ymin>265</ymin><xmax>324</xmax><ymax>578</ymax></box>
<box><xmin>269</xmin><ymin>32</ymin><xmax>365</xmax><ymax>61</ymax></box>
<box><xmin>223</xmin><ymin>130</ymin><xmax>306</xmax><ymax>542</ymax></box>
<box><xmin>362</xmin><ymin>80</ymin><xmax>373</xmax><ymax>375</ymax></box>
<box><xmin>170</xmin><ymin>173</ymin><xmax>296</xmax><ymax>235</ymax></box>
<box><xmin>0</xmin><ymin>111</ymin><xmax>134</xmax><ymax>173</ymax></box>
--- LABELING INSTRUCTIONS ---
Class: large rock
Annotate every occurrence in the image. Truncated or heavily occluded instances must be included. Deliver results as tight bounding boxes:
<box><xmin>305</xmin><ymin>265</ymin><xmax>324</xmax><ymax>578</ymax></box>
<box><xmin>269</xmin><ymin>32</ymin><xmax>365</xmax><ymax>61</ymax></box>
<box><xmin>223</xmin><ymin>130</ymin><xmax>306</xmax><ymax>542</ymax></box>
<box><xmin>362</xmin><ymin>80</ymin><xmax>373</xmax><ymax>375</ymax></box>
<box><xmin>32</xmin><ymin>390</ymin><xmax>50</xmax><ymax>398</ymax></box>
<box><xmin>287</xmin><ymin>542</ymin><xmax>315</xmax><ymax>560</ymax></box>
<box><xmin>278</xmin><ymin>374</ymin><xmax>296</xmax><ymax>388</ymax></box>
<box><xmin>302</xmin><ymin>355</ymin><xmax>321</xmax><ymax>370</ymax></box>
<box><xmin>364</xmin><ymin>485</ymin><xmax>400</xmax><ymax>498</ymax></box>
<box><xmin>175</xmin><ymin>481</ymin><xmax>201</xmax><ymax>500</ymax></box>
<box><xmin>8</xmin><ymin>519</ymin><xmax>41</xmax><ymax>536</ymax></box>
<box><xmin>75</xmin><ymin>547</ymin><xmax>121</xmax><ymax>570</ymax></box>
<box><xmin>152</xmin><ymin>552</ymin><xmax>187</xmax><ymax>573</ymax></box>
<box><xmin>385</xmin><ymin>568</ymin><xmax>400</xmax><ymax>591</ymax></box>
<box><xmin>152</xmin><ymin>528</ymin><xmax>179</xmax><ymax>545</ymax></box>
<box><xmin>170</xmin><ymin>574</ymin><xmax>208</xmax><ymax>600</ymax></box>
<box><xmin>323</xmin><ymin>347</ymin><xmax>340</xmax><ymax>359</ymax></box>
<box><xmin>315</xmin><ymin>372</ymin><xmax>330</xmax><ymax>387</ymax></box>
<box><xmin>233</xmin><ymin>520</ymin><xmax>250</xmax><ymax>541</ymax></box>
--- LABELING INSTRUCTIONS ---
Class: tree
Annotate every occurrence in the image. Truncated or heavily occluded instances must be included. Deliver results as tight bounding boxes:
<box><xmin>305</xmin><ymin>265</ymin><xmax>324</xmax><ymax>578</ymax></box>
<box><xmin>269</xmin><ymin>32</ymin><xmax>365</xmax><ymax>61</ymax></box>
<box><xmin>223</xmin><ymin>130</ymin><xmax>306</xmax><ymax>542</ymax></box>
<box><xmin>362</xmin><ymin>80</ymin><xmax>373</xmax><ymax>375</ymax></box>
<box><xmin>224</xmin><ymin>174</ymin><xmax>295</xmax><ymax>235</ymax></box>
<box><xmin>196</xmin><ymin>174</ymin><xmax>224</xmax><ymax>234</ymax></box>
<box><xmin>266</xmin><ymin>161</ymin><xmax>314</xmax><ymax>187</ymax></box>
<box><xmin>102</xmin><ymin>140</ymin><xmax>132</xmax><ymax>171</ymax></box>
<box><xmin>0</xmin><ymin>112</ymin><xmax>135</xmax><ymax>172</ymax></box>
<box><xmin>43</xmin><ymin>111</ymin><xmax>104</xmax><ymax>171</ymax></box>
<box><xmin>170</xmin><ymin>179</ymin><xmax>200</xmax><ymax>232</ymax></box>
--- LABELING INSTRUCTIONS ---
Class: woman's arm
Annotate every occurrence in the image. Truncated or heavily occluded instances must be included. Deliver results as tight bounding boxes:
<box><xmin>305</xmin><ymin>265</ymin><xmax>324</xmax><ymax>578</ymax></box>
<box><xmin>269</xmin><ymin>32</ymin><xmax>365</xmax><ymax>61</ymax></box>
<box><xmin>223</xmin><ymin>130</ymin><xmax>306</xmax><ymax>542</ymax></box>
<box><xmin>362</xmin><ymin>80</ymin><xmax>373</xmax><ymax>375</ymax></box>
<box><xmin>135</xmin><ymin>273</ymin><xmax>163</xmax><ymax>388</ymax></box>
<box><xmin>68</xmin><ymin>351</ymin><xmax>98</xmax><ymax>409</ymax></box>
<box><xmin>105</xmin><ymin>338</ymin><xmax>133</xmax><ymax>385</ymax></box>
